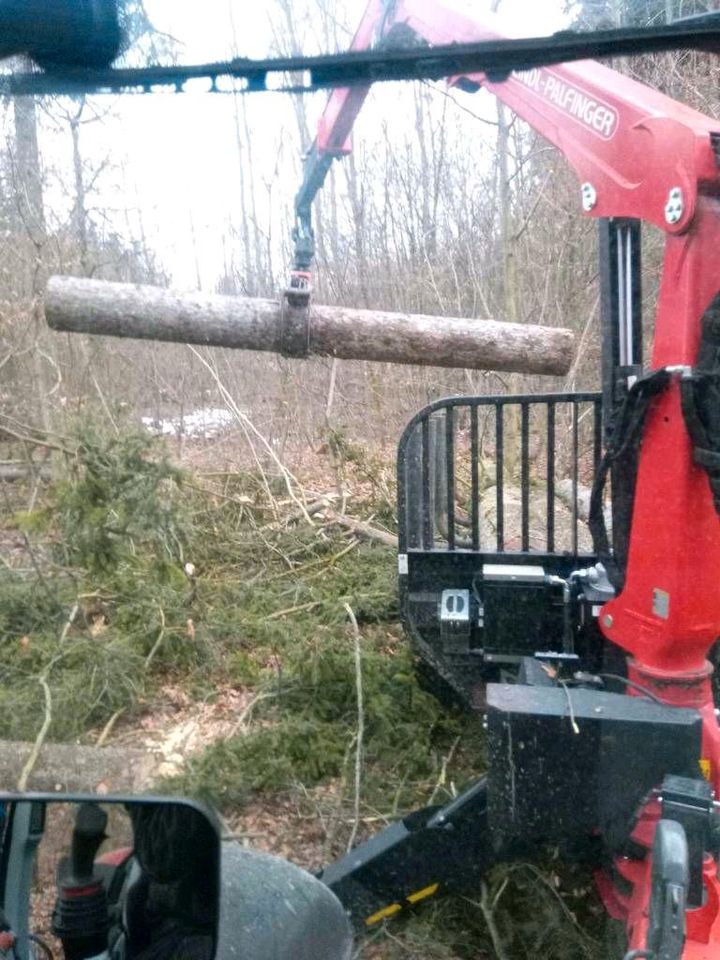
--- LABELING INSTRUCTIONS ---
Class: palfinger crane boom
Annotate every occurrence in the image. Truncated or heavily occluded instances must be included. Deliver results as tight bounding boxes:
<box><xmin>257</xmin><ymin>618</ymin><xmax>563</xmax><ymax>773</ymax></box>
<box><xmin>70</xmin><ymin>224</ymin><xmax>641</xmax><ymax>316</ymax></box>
<box><xmin>291</xmin><ymin>0</ymin><xmax>720</xmax><ymax>275</ymax></box>
<box><xmin>292</xmin><ymin>4</ymin><xmax>720</xmax><ymax>958</ymax></box>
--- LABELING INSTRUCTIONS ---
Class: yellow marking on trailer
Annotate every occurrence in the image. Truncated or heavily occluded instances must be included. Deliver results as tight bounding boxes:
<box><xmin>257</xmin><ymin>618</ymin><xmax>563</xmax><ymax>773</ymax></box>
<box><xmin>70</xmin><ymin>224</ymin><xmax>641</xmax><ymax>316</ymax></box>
<box><xmin>365</xmin><ymin>884</ymin><xmax>440</xmax><ymax>926</ymax></box>
<box><xmin>407</xmin><ymin>883</ymin><xmax>440</xmax><ymax>904</ymax></box>
<box><xmin>365</xmin><ymin>903</ymin><xmax>402</xmax><ymax>926</ymax></box>
<box><xmin>700</xmin><ymin>758</ymin><xmax>712</xmax><ymax>780</ymax></box>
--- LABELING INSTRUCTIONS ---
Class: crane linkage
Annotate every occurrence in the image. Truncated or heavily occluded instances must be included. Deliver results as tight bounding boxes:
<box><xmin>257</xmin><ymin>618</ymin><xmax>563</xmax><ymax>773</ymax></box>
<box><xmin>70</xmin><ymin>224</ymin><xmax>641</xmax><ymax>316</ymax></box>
<box><xmin>288</xmin><ymin>3</ymin><xmax>720</xmax><ymax>957</ymax></box>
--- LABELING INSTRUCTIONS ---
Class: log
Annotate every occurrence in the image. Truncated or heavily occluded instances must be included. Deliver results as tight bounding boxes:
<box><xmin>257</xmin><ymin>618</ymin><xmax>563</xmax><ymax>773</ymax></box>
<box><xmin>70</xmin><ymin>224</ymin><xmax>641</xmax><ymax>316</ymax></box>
<box><xmin>45</xmin><ymin>276</ymin><xmax>574</xmax><ymax>376</ymax></box>
<box><xmin>556</xmin><ymin>478</ymin><xmax>592</xmax><ymax>522</ymax></box>
<box><xmin>0</xmin><ymin>463</ymin><xmax>52</xmax><ymax>482</ymax></box>
<box><xmin>0</xmin><ymin>741</ymin><xmax>157</xmax><ymax>792</ymax></box>
<box><xmin>323</xmin><ymin>509</ymin><xmax>398</xmax><ymax>549</ymax></box>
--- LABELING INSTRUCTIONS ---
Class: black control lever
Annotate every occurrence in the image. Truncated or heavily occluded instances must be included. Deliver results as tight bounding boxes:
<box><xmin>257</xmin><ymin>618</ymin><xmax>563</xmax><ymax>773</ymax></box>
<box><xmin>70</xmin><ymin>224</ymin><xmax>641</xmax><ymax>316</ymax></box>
<box><xmin>646</xmin><ymin>818</ymin><xmax>688</xmax><ymax>960</ymax></box>
<box><xmin>70</xmin><ymin>802</ymin><xmax>108</xmax><ymax>883</ymax></box>
<box><xmin>52</xmin><ymin>804</ymin><xmax>111</xmax><ymax>960</ymax></box>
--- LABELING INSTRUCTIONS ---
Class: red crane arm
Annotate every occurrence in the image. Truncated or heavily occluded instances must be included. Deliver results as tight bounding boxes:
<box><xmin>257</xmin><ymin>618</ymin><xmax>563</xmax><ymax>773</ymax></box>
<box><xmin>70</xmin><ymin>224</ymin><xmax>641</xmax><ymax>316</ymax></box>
<box><xmin>314</xmin><ymin>0</ymin><xmax>384</xmax><ymax>155</ymax></box>
<box><xmin>307</xmin><ymin>1</ymin><xmax>720</xmax><ymax>235</ymax></box>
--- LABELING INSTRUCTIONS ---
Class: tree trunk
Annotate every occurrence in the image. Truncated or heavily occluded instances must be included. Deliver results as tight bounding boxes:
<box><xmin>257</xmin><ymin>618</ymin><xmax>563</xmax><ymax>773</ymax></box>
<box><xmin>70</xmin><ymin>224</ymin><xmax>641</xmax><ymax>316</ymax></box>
<box><xmin>13</xmin><ymin>85</ymin><xmax>50</xmax><ymax>431</ymax></box>
<box><xmin>46</xmin><ymin>276</ymin><xmax>575</xmax><ymax>376</ymax></box>
<box><xmin>70</xmin><ymin>100</ymin><xmax>89</xmax><ymax>274</ymax></box>
<box><xmin>0</xmin><ymin>463</ymin><xmax>52</xmax><ymax>481</ymax></box>
<box><xmin>0</xmin><ymin>741</ymin><xmax>156</xmax><ymax>792</ymax></box>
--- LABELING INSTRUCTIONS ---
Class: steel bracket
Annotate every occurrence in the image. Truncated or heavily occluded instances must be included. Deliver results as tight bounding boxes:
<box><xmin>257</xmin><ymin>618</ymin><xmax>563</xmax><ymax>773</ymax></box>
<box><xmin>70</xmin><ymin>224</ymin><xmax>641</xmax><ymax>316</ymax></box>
<box><xmin>281</xmin><ymin>276</ymin><xmax>311</xmax><ymax>358</ymax></box>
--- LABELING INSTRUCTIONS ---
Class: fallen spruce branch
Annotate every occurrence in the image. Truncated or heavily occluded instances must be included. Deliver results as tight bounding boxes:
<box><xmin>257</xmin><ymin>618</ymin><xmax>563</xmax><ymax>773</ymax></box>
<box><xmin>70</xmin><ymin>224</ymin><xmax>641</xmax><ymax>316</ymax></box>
<box><xmin>17</xmin><ymin>603</ymin><xmax>80</xmax><ymax>788</ymax></box>
<box><xmin>266</xmin><ymin>493</ymin><xmax>397</xmax><ymax>548</ymax></box>
<box><xmin>0</xmin><ymin>463</ymin><xmax>53</xmax><ymax>482</ymax></box>
<box><xmin>227</xmin><ymin>690</ymin><xmax>277</xmax><ymax>739</ymax></box>
<box><xmin>345</xmin><ymin>602</ymin><xmax>364</xmax><ymax>854</ymax></box>
<box><xmin>323</xmin><ymin>510</ymin><xmax>398</xmax><ymax>549</ymax></box>
<box><xmin>263</xmin><ymin>539</ymin><xmax>359</xmax><ymax>583</ymax></box>
<box><xmin>16</xmin><ymin>676</ymin><xmax>52</xmax><ymax>792</ymax></box>
<box><xmin>97</xmin><ymin>607</ymin><xmax>166</xmax><ymax>749</ymax></box>
<box><xmin>268</xmin><ymin>496</ymin><xmax>334</xmax><ymax>529</ymax></box>
<box><xmin>265</xmin><ymin>599</ymin><xmax>324</xmax><ymax>621</ymax></box>
<box><xmin>96</xmin><ymin>709</ymin><xmax>124</xmax><ymax>748</ymax></box>
<box><xmin>0</xmin><ymin>414</ymin><xmax>73</xmax><ymax>455</ymax></box>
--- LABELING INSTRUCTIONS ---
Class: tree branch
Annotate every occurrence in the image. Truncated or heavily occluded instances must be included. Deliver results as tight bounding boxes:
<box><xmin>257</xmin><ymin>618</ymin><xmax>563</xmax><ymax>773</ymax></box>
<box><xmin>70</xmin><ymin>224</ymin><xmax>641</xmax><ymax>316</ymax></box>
<box><xmin>344</xmin><ymin>602</ymin><xmax>364</xmax><ymax>853</ymax></box>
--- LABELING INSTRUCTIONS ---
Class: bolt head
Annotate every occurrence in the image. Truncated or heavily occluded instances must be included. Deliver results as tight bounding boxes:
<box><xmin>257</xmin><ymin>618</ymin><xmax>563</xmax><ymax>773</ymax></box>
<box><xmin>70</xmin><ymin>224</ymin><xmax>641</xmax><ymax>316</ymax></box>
<box><xmin>581</xmin><ymin>182</ymin><xmax>597</xmax><ymax>212</ymax></box>
<box><xmin>665</xmin><ymin>187</ymin><xmax>684</xmax><ymax>225</ymax></box>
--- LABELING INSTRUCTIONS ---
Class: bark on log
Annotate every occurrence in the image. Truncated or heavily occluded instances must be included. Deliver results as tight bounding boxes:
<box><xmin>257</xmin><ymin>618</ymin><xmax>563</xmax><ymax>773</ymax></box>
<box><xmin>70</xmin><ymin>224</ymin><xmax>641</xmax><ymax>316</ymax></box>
<box><xmin>323</xmin><ymin>509</ymin><xmax>398</xmax><ymax>549</ymax></box>
<box><xmin>0</xmin><ymin>741</ymin><xmax>156</xmax><ymax>792</ymax></box>
<box><xmin>0</xmin><ymin>463</ymin><xmax>52</xmax><ymax>481</ymax></box>
<box><xmin>46</xmin><ymin>276</ymin><xmax>574</xmax><ymax>376</ymax></box>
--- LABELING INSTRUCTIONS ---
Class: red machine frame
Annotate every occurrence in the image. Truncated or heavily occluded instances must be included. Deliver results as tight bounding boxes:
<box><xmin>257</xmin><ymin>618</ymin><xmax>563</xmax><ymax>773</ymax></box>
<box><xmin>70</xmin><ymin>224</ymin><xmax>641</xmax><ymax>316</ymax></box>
<box><xmin>297</xmin><ymin>3</ymin><xmax>720</xmax><ymax>956</ymax></box>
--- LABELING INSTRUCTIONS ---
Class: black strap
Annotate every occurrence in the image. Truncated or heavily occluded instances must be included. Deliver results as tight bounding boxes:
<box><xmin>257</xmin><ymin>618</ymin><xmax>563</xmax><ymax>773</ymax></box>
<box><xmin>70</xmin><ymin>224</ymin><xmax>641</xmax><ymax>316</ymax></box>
<box><xmin>589</xmin><ymin>369</ymin><xmax>671</xmax><ymax>588</ymax></box>
<box><xmin>593</xmin><ymin>295</ymin><xmax>720</xmax><ymax>588</ymax></box>
<box><xmin>694</xmin><ymin>446</ymin><xmax>720</xmax><ymax>469</ymax></box>
<box><xmin>681</xmin><ymin>372</ymin><xmax>720</xmax><ymax>516</ymax></box>
<box><xmin>679</xmin><ymin>293</ymin><xmax>720</xmax><ymax>517</ymax></box>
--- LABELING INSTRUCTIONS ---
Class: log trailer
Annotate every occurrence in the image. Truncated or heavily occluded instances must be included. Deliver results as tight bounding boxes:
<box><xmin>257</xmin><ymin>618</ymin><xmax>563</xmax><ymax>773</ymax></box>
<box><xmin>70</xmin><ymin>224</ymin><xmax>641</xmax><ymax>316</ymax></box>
<box><xmin>286</xmin><ymin>3</ymin><xmax>720</xmax><ymax>958</ymax></box>
<box><xmin>40</xmin><ymin>4</ymin><xmax>720</xmax><ymax>960</ymax></box>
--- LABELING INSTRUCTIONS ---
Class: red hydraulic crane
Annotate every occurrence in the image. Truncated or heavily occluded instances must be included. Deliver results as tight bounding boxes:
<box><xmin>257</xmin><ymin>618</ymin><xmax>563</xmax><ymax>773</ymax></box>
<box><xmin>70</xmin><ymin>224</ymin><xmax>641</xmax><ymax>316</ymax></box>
<box><xmin>292</xmin><ymin>4</ymin><xmax>720</xmax><ymax>958</ymax></box>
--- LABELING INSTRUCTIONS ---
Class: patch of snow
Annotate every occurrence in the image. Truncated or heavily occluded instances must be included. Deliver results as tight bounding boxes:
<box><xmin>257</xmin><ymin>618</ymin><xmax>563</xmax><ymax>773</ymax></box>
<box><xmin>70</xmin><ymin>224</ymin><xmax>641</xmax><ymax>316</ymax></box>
<box><xmin>142</xmin><ymin>407</ymin><xmax>235</xmax><ymax>439</ymax></box>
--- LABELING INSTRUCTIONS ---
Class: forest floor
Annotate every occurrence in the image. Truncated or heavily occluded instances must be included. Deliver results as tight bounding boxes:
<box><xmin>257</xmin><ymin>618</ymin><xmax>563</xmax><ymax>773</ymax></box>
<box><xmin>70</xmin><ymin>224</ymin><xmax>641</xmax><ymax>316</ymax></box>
<box><xmin>0</xmin><ymin>421</ymin><xmax>610</xmax><ymax>960</ymax></box>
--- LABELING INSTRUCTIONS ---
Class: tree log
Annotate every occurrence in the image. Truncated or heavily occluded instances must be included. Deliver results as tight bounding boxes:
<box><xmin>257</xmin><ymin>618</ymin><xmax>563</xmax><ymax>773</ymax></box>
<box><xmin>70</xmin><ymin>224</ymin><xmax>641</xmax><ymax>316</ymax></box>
<box><xmin>46</xmin><ymin>276</ymin><xmax>574</xmax><ymax>376</ymax></box>
<box><xmin>0</xmin><ymin>741</ymin><xmax>157</xmax><ymax>792</ymax></box>
<box><xmin>323</xmin><ymin>509</ymin><xmax>398</xmax><ymax>549</ymax></box>
<box><xmin>0</xmin><ymin>463</ymin><xmax>52</xmax><ymax>481</ymax></box>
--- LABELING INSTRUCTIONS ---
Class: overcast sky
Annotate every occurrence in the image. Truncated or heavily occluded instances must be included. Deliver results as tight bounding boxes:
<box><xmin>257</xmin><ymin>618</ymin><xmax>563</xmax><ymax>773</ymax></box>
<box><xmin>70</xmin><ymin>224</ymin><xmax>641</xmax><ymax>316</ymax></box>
<box><xmin>61</xmin><ymin>0</ymin><xmax>572</xmax><ymax>290</ymax></box>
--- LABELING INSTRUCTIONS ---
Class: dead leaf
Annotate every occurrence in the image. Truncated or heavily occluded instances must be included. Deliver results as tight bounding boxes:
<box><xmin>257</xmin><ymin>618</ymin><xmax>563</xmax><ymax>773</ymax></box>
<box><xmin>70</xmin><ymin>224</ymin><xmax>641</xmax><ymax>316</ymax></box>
<box><xmin>89</xmin><ymin>613</ymin><xmax>108</xmax><ymax>637</ymax></box>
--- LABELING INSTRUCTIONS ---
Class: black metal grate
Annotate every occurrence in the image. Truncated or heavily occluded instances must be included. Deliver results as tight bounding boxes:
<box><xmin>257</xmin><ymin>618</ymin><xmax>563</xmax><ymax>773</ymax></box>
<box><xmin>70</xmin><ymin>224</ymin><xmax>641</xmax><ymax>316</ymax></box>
<box><xmin>397</xmin><ymin>392</ymin><xmax>602</xmax><ymax>557</ymax></box>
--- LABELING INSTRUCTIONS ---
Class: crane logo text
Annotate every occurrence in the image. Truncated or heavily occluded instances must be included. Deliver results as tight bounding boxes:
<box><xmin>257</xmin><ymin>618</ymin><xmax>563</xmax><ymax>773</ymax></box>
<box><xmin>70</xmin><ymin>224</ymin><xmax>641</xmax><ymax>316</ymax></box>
<box><xmin>513</xmin><ymin>68</ymin><xmax>618</xmax><ymax>140</ymax></box>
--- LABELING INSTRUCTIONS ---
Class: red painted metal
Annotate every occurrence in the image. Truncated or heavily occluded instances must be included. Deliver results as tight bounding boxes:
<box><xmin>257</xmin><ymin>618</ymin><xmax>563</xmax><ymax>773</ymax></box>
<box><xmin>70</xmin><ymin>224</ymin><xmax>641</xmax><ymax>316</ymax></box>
<box><xmin>95</xmin><ymin>846</ymin><xmax>133</xmax><ymax>868</ymax></box>
<box><xmin>309</xmin><ymin>3</ymin><xmax>720</xmax><ymax>953</ymax></box>
<box><xmin>596</xmin><ymin>800</ymin><xmax>720</xmax><ymax>957</ymax></box>
<box><xmin>594</xmin><ymin>199</ymin><xmax>720</xmax><ymax>953</ymax></box>
<box><xmin>314</xmin><ymin>0</ymin><xmax>385</xmax><ymax>154</ymax></box>
<box><xmin>600</xmin><ymin>200</ymin><xmax>720</xmax><ymax>682</ymax></box>
<box><xmin>314</xmin><ymin>3</ymin><xmax>720</xmax><ymax>232</ymax></box>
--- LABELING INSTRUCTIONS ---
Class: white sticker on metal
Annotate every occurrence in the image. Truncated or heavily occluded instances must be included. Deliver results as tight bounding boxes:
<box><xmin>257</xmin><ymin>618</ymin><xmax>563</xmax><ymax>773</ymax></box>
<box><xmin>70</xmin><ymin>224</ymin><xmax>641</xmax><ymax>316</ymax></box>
<box><xmin>652</xmin><ymin>588</ymin><xmax>670</xmax><ymax>620</ymax></box>
<box><xmin>483</xmin><ymin>563</ymin><xmax>546</xmax><ymax>584</ymax></box>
